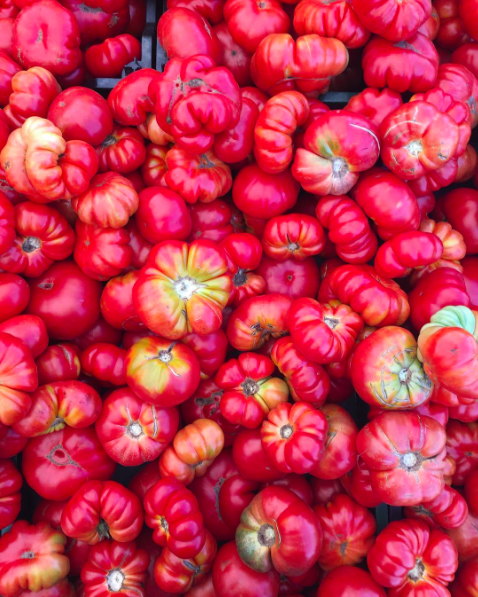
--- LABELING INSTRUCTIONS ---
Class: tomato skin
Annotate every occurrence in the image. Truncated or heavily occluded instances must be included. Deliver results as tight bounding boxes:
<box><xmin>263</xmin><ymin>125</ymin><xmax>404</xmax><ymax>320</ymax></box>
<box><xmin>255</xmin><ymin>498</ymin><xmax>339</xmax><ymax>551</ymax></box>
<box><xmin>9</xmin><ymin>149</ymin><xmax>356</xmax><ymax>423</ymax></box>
<box><xmin>151</xmin><ymin>55</ymin><xmax>241</xmax><ymax>154</ymax></box>
<box><xmin>213</xmin><ymin>23</ymin><xmax>252</xmax><ymax>87</ymax></box>
<box><xmin>260</xmin><ymin>402</ymin><xmax>327</xmax><ymax>474</ymax></box>
<box><xmin>21</xmin><ymin>426</ymin><xmax>116</xmax><ymax>501</ymax></box>
<box><xmin>96</xmin><ymin>388</ymin><xmax>178</xmax><ymax>467</ymax></box>
<box><xmin>135</xmin><ymin>187</ymin><xmax>191</xmax><ymax>244</ymax></box>
<box><xmin>451</xmin><ymin>557</ymin><xmax>478</xmax><ymax>596</ymax></box>
<box><xmin>128</xmin><ymin>462</ymin><xmax>161</xmax><ymax>503</ymax></box>
<box><xmin>213</xmin><ymin>96</ymin><xmax>258</xmax><ymax>165</ymax></box>
<box><xmin>292</xmin><ymin>111</ymin><xmax>380</xmax><ymax>196</ymax></box>
<box><xmin>61</xmin><ymin>480</ymin><xmax>143</xmax><ymax>545</ymax></box>
<box><xmin>368</xmin><ymin>519</ymin><xmax>458</xmax><ymax>595</ymax></box>
<box><xmin>85</xmin><ymin>34</ymin><xmax>141</xmax><ymax>78</ymax></box>
<box><xmin>0</xmin><ymin>314</ymin><xmax>48</xmax><ymax>358</ymax></box>
<box><xmin>108</xmin><ymin>69</ymin><xmax>156</xmax><ymax>127</ymax></box>
<box><xmin>357</xmin><ymin>412</ymin><xmax>447</xmax><ymax>506</ymax></box>
<box><xmin>317</xmin><ymin>565</ymin><xmax>386</xmax><ymax>597</ymax></box>
<box><xmin>256</xmin><ymin>255</ymin><xmax>320</xmax><ymax>300</ymax></box>
<box><xmin>0</xmin><ymin>520</ymin><xmax>70</xmax><ymax>597</ymax></box>
<box><xmin>262</xmin><ymin>213</ymin><xmax>325</xmax><ymax>261</ymax></box>
<box><xmin>436</xmin><ymin>63</ymin><xmax>478</xmax><ymax>127</ymax></box>
<box><xmin>453</xmin><ymin>42</ymin><xmax>478</xmax><ymax>78</ymax></box>
<box><xmin>316</xmin><ymin>195</ymin><xmax>378</xmax><ymax>263</ymax></box>
<box><xmin>437</xmin><ymin>189</ymin><xmax>478</xmax><ymax>254</ymax></box>
<box><xmin>446</xmin><ymin>419</ymin><xmax>478</xmax><ymax>485</ymax></box>
<box><xmin>352</xmin><ymin>0</ymin><xmax>430</xmax><ymax>41</ymax></box>
<box><xmin>125</xmin><ymin>337</ymin><xmax>200</xmax><ymax>407</ymax></box>
<box><xmin>436</xmin><ymin>0</ymin><xmax>470</xmax><ymax>49</ymax></box>
<box><xmin>0</xmin><ymin>273</ymin><xmax>30</xmax><ymax>323</ymax></box>
<box><xmin>0</xmin><ymin>425</ymin><xmax>27</xmax><ymax>458</ymax></box>
<box><xmin>213</xmin><ymin>541</ymin><xmax>280</xmax><ymax>597</ymax></box>
<box><xmin>351</xmin><ymin>326</ymin><xmax>432</xmax><ymax>410</ymax></box>
<box><xmin>236</xmin><ymin>486</ymin><xmax>322</xmax><ymax>576</ymax></box>
<box><xmin>72</xmin><ymin>317</ymin><xmax>123</xmax><ymax>352</ymax></box>
<box><xmin>157</xmin><ymin>7</ymin><xmax>222</xmax><ymax>62</ymax></box>
<box><xmin>250</xmin><ymin>33</ymin><xmax>348</xmax><ymax>97</ymax></box>
<box><xmin>12</xmin><ymin>0</ymin><xmax>81</xmax><ymax>76</ymax></box>
<box><xmin>271</xmin><ymin>336</ymin><xmax>330</xmax><ymax>407</ymax></box>
<box><xmin>233</xmin><ymin>428</ymin><xmax>285</xmax><ymax>482</ymax></box>
<box><xmin>81</xmin><ymin>343</ymin><xmax>126</xmax><ymax>387</ymax></box>
<box><xmin>314</xmin><ymin>494</ymin><xmax>376</xmax><ymax>570</ymax></box>
<box><xmin>408</xmin><ymin>268</ymin><xmax>470</xmax><ymax>331</ymax></box>
<box><xmin>96</xmin><ymin>125</ymin><xmax>146</xmax><ymax>175</ymax></box>
<box><xmin>189</xmin><ymin>199</ymin><xmax>233</xmax><ymax>243</ymax></box>
<box><xmin>340</xmin><ymin>458</ymin><xmax>382</xmax><ymax>509</ymax></box>
<box><xmin>100</xmin><ymin>271</ymin><xmax>144</xmax><ymax>332</ymax></box>
<box><xmin>0</xmin><ymin>458</ymin><xmax>22</xmax><ymax>529</ymax></box>
<box><xmin>405</xmin><ymin>484</ymin><xmax>468</xmax><ymax>529</ymax></box>
<box><xmin>310</xmin><ymin>404</ymin><xmax>357</xmax><ymax>480</ymax></box>
<box><xmin>233</xmin><ymin>163</ymin><xmax>299</xmax><ymax>219</ymax></box>
<box><xmin>81</xmin><ymin>540</ymin><xmax>149</xmax><ymax>597</ymax></box>
<box><xmin>13</xmin><ymin>380</ymin><xmax>102</xmax><ymax>437</ymax></box>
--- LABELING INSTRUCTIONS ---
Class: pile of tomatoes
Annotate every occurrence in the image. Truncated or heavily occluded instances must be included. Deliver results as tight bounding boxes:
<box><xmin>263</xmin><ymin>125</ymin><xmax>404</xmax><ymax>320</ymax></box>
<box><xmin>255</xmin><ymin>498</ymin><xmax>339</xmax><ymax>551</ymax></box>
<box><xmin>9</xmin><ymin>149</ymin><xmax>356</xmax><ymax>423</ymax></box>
<box><xmin>3</xmin><ymin>0</ymin><xmax>478</xmax><ymax>595</ymax></box>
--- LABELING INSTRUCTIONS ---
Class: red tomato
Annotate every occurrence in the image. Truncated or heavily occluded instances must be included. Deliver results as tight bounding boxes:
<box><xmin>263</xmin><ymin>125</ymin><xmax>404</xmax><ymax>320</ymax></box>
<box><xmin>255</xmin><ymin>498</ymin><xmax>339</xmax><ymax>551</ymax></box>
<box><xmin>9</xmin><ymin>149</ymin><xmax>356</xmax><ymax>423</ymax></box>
<box><xmin>213</xmin><ymin>23</ymin><xmax>252</xmax><ymax>88</ymax></box>
<box><xmin>99</xmin><ymin>271</ymin><xmax>142</xmax><ymax>332</ymax></box>
<box><xmin>181</xmin><ymin>330</ymin><xmax>228</xmax><ymax>380</ymax></box>
<box><xmin>85</xmin><ymin>34</ymin><xmax>141</xmax><ymax>78</ymax></box>
<box><xmin>453</xmin><ymin>42</ymin><xmax>478</xmax><ymax>77</ymax></box>
<box><xmin>95</xmin><ymin>387</ymin><xmax>178</xmax><ymax>466</ymax></box>
<box><xmin>144</xmin><ymin>477</ymin><xmax>206</xmax><ymax>558</ymax></box>
<box><xmin>126</xmin><ymin>0</ymin><xmax>146</xmax><ymax>35</ymax></box>
<box><xmin>107</xmin><ymin>69</ymin><xmax>156</xmax><ymax>127</ymax></box>
<box><xmin>446</xmin><ymin>419</ymin><xmax>478</xmax><ymax>485</ymax></box>
<box><xmin>310</xmin><ymin>478</ymin><xmax>344</xmax><ymax>506</ymax></box>
<box><xmin>436</xmin><ymin>0</ymin><xmax>470</xmax><ymax>49</ymax></box>
<box><xmin>140</xmin><ymin>144</ymin><xmax>167</xmax><ymax>187</ymax></box>
<box><xmin>460</xmin><ymin>0</ymin><xmax>478</xmax><ymax>41</ymax></box>
<box><xmin>271</xmin><ymin>336</ymin><xmax>330</xmax><ymax>407</ymax></box>
<box><xmin>436</xmin><ymin>63</ymin><xmax>478</xmax><ymax>127</ymax></box>
<box><xmin>0</xmin><ymin>0</ymin><xmax>17</xmax><ymax>18</ymax></box>
<box><xmin>189</xmin><ymin>199</ymin><xmax>233</xmax><ymax>243</ymax></box>
<box><xmin>437</xmin><ymin>188</ymin><xmax>478</xmax><ymax>254</ymax></box>
<box><xmin>0</xmin><ymin>314</ymin><xmax>48</xmax><ymax>358</ymax></box>
<box><xmin>236</xmin><ymin>486</ymin><xmax>322</xmax><ymax>576</ymax></box>
<box><xmin>232</xmin><ymin>428</ymin><xmax>285</xmax><ymax>482</ymax></box>
<box><xmin>462</xmin><ymin>257</ymin><xmax>478</xmax><ymax>308</ymax></box>
<box><xmin>0</xmin><ymin>520</ymin><xmax>70</xmax><ymax>596</ymax></box>
<box><xmin>81</xmin><ymin>540</ymin><xmax>149</xmax><ymax>597</ymax></box>
<box><xmin>157</xmin><ymin>7</ymin><xmax>222</xmax><ymax>62</ymax></box>
<box><xmin>352</xmin><ymin>0</ymin><xmax>430</xmax><ymax>41</ymax></box>
<box><xmin>213</xmin><ymin>95</ymin><xmax>258</xmax><ymax>165</ymax></box>
<box><xmin>340</xmin><ymin>458</ymin><xmax>382</xmax><ymax>508</ymax></box>
<box><xmin>13</xmin><ymin>381</ymin><xmax>102</xmax><ymax>437</ymax></box>
<box><xmin>357</xmin><ymin>411</ymin><xmax>447</xmax><ymax>506</ymax></box>
<box><xmin>233</xmin><ymin>163</ymin><xmax>299</xmax><ymax>219</ymax></box>
<box><xmin>21</xmin><ymin>426</ymin><xmax>115</xmax><ymax>500</ymax></box>
<box><xmin>374</xmin><ymin>231</ymin><xmax>443</xmax><ymax>278</ymax></box>
<box><xmin>128</xmin><ymin>462</ymin><xmax>161</xmax><ymax>502</ymax></box>
<box><xmin>314</xmin><ymin>494</ymin><xmax>376</xmax><ymax>570</ymax></box>
<box><xmin>212</xmin><ymin>541</ymin><xmax>280</xmax><ymax>597</ymax></box>
<box><xmin>260</xmin><ymin>402</ymin><xmax>327</xmax><ymax>474</ymax></box>
<box><xmin>72</xmin><ymin>317</ymin><xmax>122</xmax><ymax>351</ymax></box>
<box><xmin>310</xmin><ymin>404</ymin><xmax>357</xmax><ymax>480</ymax></box>
<box><xmin>250</xmin><ymin>33</ymin><xmax>348</xmax><ymax>96</ymax></box>
<box><xmin>261</xmin><ymin>213</ymin><xmax>325</xmax><ymax>261</ymax></box>
<box><xmin>0</xmin><ymin>425</ymin><xmax>27</xmax><ymax>458</ymax></box>
<box><xmin>96</xmin><ymin>125</ymin><xmax>146</xmax><ymax>175</ymax></box>
<box><xmin>405</xmin><ymin>484</ymin><xmax>468</xmax><ymax>529</ymax></box>
<box><xmin>346</xmin><ymin>87</ymin><xmax>402</xmax><ymax>128</ymax></box>
<box><xmin>255</xmin><ymin>255</ymin><xmax>320</xmax><ymax>299</ymax></box>
<box><xmin>317</xmin><ymin>565</ymin><xmax>386</xmax><ymax>597</ymax></box>
<box><xmin>0</xmin><ymin>458</ymin><xmax>22</xmax><ymax>529</ymax></box>
<box><xmin>368</xmin><ymin>519</ymin><xmax>458</xmax><ymax>595</ymax></box>
<box><xmin>135</xmin><ymin>187</ymin><xmax>191</xmax><ymax>244</ymax></box>
<box><xmin>0</xmin><ymin>274</ymin><xmax>27</xmax><ymax>324</ymax></box>
<box><xmin>60</xmin><ymin>0</ymin><xmax>129</xmax><ymax>45</ymax></box>
<box><xmin>451</xmin><ymin>557</ymin><xmax>478</xmax><ymax>595</ymax></box>
<box><xmin>11</xmin><ymin>0</ymin><xmax>81</xmax><ymax>75</ymax></box>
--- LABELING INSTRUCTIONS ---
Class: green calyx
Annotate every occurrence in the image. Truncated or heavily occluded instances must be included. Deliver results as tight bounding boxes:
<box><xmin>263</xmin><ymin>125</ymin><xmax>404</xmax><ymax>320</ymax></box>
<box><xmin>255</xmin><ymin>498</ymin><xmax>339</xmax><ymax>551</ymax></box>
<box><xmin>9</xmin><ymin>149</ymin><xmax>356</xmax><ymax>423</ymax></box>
<box><xmin>421</xmin><ymin>305</ymin><xmax>476</xmax><ymax>335</ymax></box>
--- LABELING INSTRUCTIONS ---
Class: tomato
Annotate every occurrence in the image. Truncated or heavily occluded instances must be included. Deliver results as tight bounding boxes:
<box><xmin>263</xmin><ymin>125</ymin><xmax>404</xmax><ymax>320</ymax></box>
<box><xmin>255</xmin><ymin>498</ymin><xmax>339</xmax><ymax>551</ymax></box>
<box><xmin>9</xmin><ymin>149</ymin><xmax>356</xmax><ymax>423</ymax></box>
<box><xmin>60</xmin><ymin>0</ymin><xmax>128</xmax><ymax>45</ymax></box>
<box><xmin>13</xmin><ymin>381</ymin><xmax>101</xmax><ymax>437</ymax></box>
<box><xmin>188</xmin><ymin>199</ymin><xmax>233</xmax><ymax>243</ymax></box>
<box><xmin>261</xmin><ymin>214</ymin><xmax>324</xmax><ymax>261</ymax></box>
<box><xmin>317</xmin><ymin>566</ymin><xmax>386</xmax><ymax>597</ymax></box>
<box><xmin>340</xmin><ymin>458</ymin><xmax>382</xmax><ymax>509</ymax></box>
<box><xmin>213</xmin><ymin>95</ymin><xmax>258</xmax><ymax>165</ymax></box>
<box><xmin>357</xmin><ymin>411</ymin><xmax>447</xmax><ymax>506</ymax></box>
<box><xmin>80</xmin><ymin>343</ymin><xmax>126</xmax><ymax>387</ymax></box>
<box><xmin>309</xmin><ymin>404</ymin><xmax>357</xmax><ymax>480</ymax></box>
<box><xmin>164</xmin><ymin>147</ymin><xmax>232</xmax><ymax>204</ymax></box>
<box><xmin>213</xmin><ymin>23</ymin><xmax>252</xmax><ymax>88</ymax></box>
<box><xmin>453</xmin><ymin>42</ymin><xmax>478</xmax><ymax>77</ymax></box>
<box><xmin>322</xmin><ymin>264</ymin><xmax>410</xmax><ymax>327</ymax></box>
<box><xmin>316</xmin><ymin>195</ymin><xmax>378</xmax><ymax>263</ymax></box>
<box><xmin>151</xmin><ymin>55</ymin><xmax>241</xmax><ymax>154</ymax></box>
<box><xmin>288</xmin><ymin>298</ymin><xmax>363</xmax><ymax>365</ymax></box>
<box><xmin>271</xmin><ymin>336</ymin><xmax>330</xmax><ymax>407</ymax></box>
<box><xmin>233</xmin><ymin>163</ymin><xmax>299</xmax><ymax>219</ymax></box>
<box><xmin>73</xmin><ymin>317</ymin><xmax>122</xmax><ymax>352</ymax></box>
<box><xmin>437</xmin><ymin>189</ymin><xmax>478</xmax><ymax>254</ymax></box>
<box><xmin>135</xmin><ymin>187</ymin><xmax>190</xmax><ymax>244</ymax></box>
<box><xmin>95</xmin><ymin>388</ymin><xmax>178</xmax><ymax>467</ymax></box>
<box><xmin>143</xmin><ymin>477</ymin><xmax>205</xmax><ymax>558</ymax></box>
<box><xmin>167</xmin><ymin>0</ymin><xmax>223</xmax><ymax>23</ymax></box>
<box><xmin>457</xmin><ymin>144</ymin><xmax>478</xmax><ymax>181</ymax></box>
<box><xmin>214</xmin><ymin>352</ymin><xmax>288</xmax><ymax>429</ymax></box>
<box><xmin>368</xmin><ymin>519</ymin><xmax>458</xmax><ymax>596</ymax></box>
<box><xmin>293</xmin><ymin>0</ymin><xmax>369</xmax><ymax>48</ymax></box>
<box><xmin>22</xmin><ymin>426</ymin><xmax>115</xmax><ymax>501</ymax></box>
<box><xmin>408</xmin><ymin>268</ymin><xmax>470</xmax><ymax>331</ymax></box>
<box><xmin>181</xmin><ymin>330</ymin><xmax>228</xmax><ymax>381</ymax></box>
<box><xmin>446</xmin><ymin>419</ymin><xmax>478</xmax><ymax>485</ymax></box>
<box><xmin>462</xmin><ymin>257</ymin><xmax>478</xmax><ymax>308</ymax></box>
<box><xmin>140</xmin><ymin>143</ymin><xmax>167</xmax><ymax>187</ymax></box>
<box><xmin>292</xmin><ymin>110</ymin><xmax>380</xmax><ymax>195</ymax></box>
<box><xmin>154</xmin><ymin>529</ymin><xmax>217</xmax><ymax>594</ymax></box>
<box><xmin>314</xmin><ymin>494</ymin><xmax>376</xmax><ymax>571</ymax></box>
<box><xmin>107</xmin><ymin>69</ymin><xmax>156</xmax><ymax>127</ymax></box>
<box><xmin>250</xmin><ymin>33</ymin><xmax>348</xmax><ymax>96</ymax></box>
<box><xmin>72</xmin><ymin>172</ymin><xmax>138</xmax><ymax>230</ymax></box>
<box><xmin>96</xmin><ymin>126</ymin><xmax>146</xmax><ymax>175</ymax></box>
<box><xmin>236</xmin><ymin>486</ymin><xmax>322</xmax><ymax>576</ymax></box>
<box><xmin>4</xmin><ymin>67</ymin><xmax>61</xmax><ymax>129</ymax></box>
<box><xmin>81</xmin><ymin>540</ymin><xmax>149</xmax><ymax>597</ymax></box>
<box><xmin>0</xmin><ymin>314</ymin><xmax>48</xmax><ymax>359</ymax></box>
<box><xmin>0</xmin><ymin>458</ymin><xmax>22</xmax><ymax>529</ymax></box>
<box><xmin>351</xmin><ymin>326</ymin><xmax>432</xmax><ymax>410</ymax></box>
<box><xmin>436</xmin><ymin>0</ymin><xmax>470</xmax><ymax>49</ymax></box>
<box><xmin>157</xmin><ymin>7</ymin><xmax>222</xmax><ymax>62</ymax></box>
<box><xmin>0</xmin><ymin>425</ymin><xmax>27</xmax><ymax>459</ymax></box>
<box><xmin>11</xmin><ymin>0</ymin><xmax>81</xmax><ymax>75</ymax></box>
<box><xmin>352</xmin><ymin>0</ymin><xmax>430</xmax><ymax>41</ymax></box>
<box><xmin>213</xmin><ymin>541</ymin><xmax>279</xmax><ymax>597</ymax></box>
<box><xmin>451</xmin><ymin>557</ymin><xmax>478</xmax><ymax>596</ymax></box>
<box><xmin>256</xmin><ymin>255</ymin><xmax>320</xmax><ymax>299</ymax></box>
<box><xmin>436</xmin><ymin>63</ymin><xmax>478</xmax><ymax>127</ymax></box>
<box><xmin>354</xmin><ymin>169</ymin><xmax>420</xmax><ymax>239</ymax></box>
<box><xmin>159</xmin><ymin>419</ymin><xmax>224</xmax><ymax>485</ymax></box>
<box><xmin>405</xmin><ymin>484</ymin><xmax>468</xmax><ymax>530</ymax></box>
<box><xmin>0</xmin><ymin>521</ymin><xmax>70</xmax><ymax>596</ymax></box>
<box><xmin>0</xmin><ymin>0</ymin><xmax>17</xmax><ymax>18</ymax></box>
<box><xmin>260</xmin><ymin>402</ymin><xmax>327</xmax><ymax>474</ymax></box>
<box><xmin>233</xmin><ymin>428</ymin><xmax>285</xmax><ymax>483</ymax></box>
<box><xmin>84</xmin><ymin>34</ymin><xmax>141</xmax><ymax>78</ymax></box>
